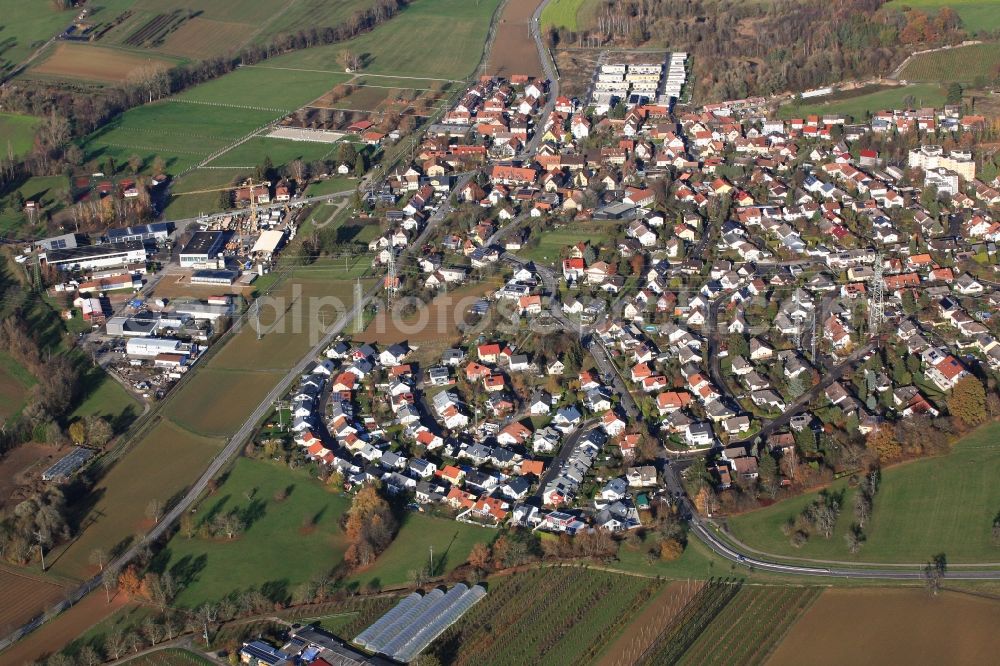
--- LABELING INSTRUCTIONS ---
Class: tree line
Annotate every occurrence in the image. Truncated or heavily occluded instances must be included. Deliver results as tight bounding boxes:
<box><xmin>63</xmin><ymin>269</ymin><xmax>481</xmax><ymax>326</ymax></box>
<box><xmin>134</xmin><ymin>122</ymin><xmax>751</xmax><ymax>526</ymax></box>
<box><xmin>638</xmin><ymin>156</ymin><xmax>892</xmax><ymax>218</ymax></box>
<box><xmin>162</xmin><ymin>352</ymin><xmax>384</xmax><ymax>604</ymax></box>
<box><xmin>546</xmin><ymin>0</ymin><xmax>988</xmax><ymax>102</ymax></box>
<box><xmin>0</xmin><ymin>0</ymin><xmax>410</xmax><ymax>195</ymax></box>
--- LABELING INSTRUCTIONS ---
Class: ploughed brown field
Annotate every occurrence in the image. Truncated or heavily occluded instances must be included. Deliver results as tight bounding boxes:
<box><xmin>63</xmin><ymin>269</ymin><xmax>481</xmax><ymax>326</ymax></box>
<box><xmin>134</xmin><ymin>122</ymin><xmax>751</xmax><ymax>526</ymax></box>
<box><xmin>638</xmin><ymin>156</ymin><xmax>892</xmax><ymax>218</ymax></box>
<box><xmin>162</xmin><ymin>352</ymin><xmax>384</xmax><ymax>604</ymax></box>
<box><xmin>485</xmin><ymin>0</ymin><xmax>544</xmax><ymax>78</ymax></box>
<box><xmin>0</xmin><ymin>567</ymin><xmax>70</xmax><ymax>635</ymax></box>
<box><xmin>30</xmin><ymin>43</ymin><xmax>171</xmax><ymax>83</ymax></box>
<box><xmin>768</xmin><ymin>587</ymin><xmax>1000</xmax><ymax>666</ymax></box>
<box><xmin>0</xmin><ymin>442</ymin><xmax>63</xmax><ymax>510</ymax></box>
<box><xmin>0</xmin><ymin>592</ymin><xmax>130</xmax><ymax>664</ymax></box>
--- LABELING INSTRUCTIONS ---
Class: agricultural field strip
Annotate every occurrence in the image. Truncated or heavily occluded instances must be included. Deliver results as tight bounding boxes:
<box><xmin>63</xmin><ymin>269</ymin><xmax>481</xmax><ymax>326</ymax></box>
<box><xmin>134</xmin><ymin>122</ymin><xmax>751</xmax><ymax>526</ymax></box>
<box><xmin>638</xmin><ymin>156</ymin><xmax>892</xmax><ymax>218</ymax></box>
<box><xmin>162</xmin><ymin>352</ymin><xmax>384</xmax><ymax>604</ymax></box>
<box><xmin>677</xmin><ymin>586</ymin><xmax>820</xmax><ymax>666</ymax></box>
<box><xmin>170</xmin><ymin>99</ymin><xmax>291</xmax><ymax>114</ymax></box>
<box><xmin>636</xmin><ymin>581</ymin><xmax>743</xmax><ymax>665</ymax></box>
<box><xmin>243</xmin><ymin>64</ymin><xmax>462</xmax><ymax>83</ymax></box>
<box><xmin>436</xmin><ymin>568</ymin><xmax>658</xmax><ymax>666</ymax></box>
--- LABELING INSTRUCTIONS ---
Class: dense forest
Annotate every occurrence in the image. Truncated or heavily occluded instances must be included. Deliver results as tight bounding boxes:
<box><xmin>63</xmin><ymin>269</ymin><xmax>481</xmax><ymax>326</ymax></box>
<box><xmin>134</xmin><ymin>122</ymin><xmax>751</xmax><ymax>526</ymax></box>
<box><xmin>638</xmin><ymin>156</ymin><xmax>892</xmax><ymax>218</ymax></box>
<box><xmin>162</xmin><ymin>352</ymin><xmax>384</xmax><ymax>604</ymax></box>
<box><xmin>547</xmin><ymin>0</ymin><xmax>982</xmax><ymax>101</ymax></box>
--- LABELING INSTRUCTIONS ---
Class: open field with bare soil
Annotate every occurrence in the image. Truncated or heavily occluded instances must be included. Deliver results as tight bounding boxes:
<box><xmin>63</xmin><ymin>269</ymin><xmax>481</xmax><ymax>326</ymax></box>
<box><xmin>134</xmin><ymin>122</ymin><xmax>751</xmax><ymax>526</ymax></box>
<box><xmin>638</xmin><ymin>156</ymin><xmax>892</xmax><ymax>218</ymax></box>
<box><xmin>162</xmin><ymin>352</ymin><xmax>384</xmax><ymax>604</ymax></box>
<box><xmin>30</xmin><ymin>43</ymin><xmax>173</xmax><ymax>84</ymax></box>
<box><xmin>0</xmin><ymin>566</ymin><xmax>70</xmax><ymax>635</ymax></box>
<box><xmin>0</xmin><ymin>442</ymin><xmax>63</xmax><ymax>510</ymax></box>
<box><xmin>768</xmin><ymin>587</ymin><xmax>1000</xmax><ymax>666</ymax></box>
<box><xmin>485</xmin><ymin>0</ymin><xmax>544</xmax><ymax>78</ymax></box>
<box><xmin>0</xmin><ymin>592</ymin><xmax>130</xmax><ymax>664</ymax></box>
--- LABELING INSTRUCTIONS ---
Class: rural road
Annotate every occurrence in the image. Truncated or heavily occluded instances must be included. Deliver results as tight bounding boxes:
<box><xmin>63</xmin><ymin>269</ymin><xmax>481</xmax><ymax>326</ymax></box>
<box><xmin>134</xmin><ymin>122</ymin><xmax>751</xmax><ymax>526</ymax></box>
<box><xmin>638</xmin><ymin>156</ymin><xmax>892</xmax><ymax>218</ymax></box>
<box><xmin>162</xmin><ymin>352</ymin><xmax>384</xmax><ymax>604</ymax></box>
<box><xmin>522</xmin><ymin>0</ymin><xmax>559</xmax><ymax>157</ymax></box>
<box><xmin>2</xmin><ymin>172</ymin><xmax>469</xmax><ymax>651</ymax></box>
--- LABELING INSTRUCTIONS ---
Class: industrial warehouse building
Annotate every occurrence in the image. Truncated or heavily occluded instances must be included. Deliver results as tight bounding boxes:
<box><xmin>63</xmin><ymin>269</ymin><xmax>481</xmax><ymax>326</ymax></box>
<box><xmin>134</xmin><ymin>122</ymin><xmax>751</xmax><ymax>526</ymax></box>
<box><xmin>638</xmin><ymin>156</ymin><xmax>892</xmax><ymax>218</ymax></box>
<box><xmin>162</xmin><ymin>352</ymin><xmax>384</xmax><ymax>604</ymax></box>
<box><xmin>43</xmin><ymin>240</ymin><xmax>148</xmax><ymax>272</ymax></box>
<box><xmin>179</xmin><ymin>231</ymin><xmax>226</xmax><ymax>268</ymax></box>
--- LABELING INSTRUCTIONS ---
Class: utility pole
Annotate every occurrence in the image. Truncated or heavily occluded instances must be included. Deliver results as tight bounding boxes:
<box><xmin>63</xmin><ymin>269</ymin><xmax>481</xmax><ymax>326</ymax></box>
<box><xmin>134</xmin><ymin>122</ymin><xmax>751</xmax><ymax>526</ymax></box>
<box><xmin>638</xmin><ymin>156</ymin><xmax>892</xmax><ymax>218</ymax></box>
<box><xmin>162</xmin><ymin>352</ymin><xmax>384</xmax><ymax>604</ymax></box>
<box><xmin>353</xmin><ymin>278</ymin><xmax>364</xmax><ymax>333</ymax></box>
<box><xmin>386</xmin><ymin>250</ymin><xmax>398</xmax><ymax>307</ymax></box>
<box><xmin>33</xmin><ymin>531</ymin><xmax>46</xmax><ymax>571</ymax></box>
<box><xmin>254</xmin><ymin>299</ymin><xmax>262</xmax><ymax>341</ymax></box>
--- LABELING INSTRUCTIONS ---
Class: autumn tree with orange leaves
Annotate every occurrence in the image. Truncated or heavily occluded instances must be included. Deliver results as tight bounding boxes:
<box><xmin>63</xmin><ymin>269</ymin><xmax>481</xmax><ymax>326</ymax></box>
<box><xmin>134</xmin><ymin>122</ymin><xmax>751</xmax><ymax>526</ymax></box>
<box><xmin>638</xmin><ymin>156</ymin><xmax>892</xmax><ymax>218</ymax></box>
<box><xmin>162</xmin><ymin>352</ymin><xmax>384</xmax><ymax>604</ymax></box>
<box><xmin>343</xmin><ymin>486</ymin><xmax>397</xmax><ymax>569</ymax></box>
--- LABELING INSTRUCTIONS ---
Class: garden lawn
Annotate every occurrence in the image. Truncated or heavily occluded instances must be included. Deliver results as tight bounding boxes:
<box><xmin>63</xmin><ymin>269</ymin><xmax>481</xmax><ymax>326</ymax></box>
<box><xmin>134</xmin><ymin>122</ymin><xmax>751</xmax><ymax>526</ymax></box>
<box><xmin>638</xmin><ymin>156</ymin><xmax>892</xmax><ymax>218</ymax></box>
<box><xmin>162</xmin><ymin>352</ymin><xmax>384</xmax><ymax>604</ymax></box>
<box><xmin>519</xmin><ymin>223</ymin><xmax>614</xmax><ymax>264</ymax></box>
<box><xmin>726</xmin><ymin>422</ymin><xmax>1000</xmax><ymax>563</ymax></box>
<box><xmin>261</xmin><ymin>0</ymin><xmax>501</xmax><ymax>80</ymax></box>
<box><xmin>206</xmin><ymin>136</ymin><xmax>340</xmax><ymax>168</ymax></box>
<box><xmin>0</xmin><ymin>113</ymin><xmax>40</xmax><ymax>158</ymax></box>
<box><xmin>50</xmin><ymin>420</ymin><xmax>225</xmax><ymax>580</ymax></box>
<box><xmin>885</xmin><ymin>0</ymin><xmax>1000</xmax><ymax>33</ymax></box>
<box><xmin>779</xmin><ymin>84</ymin><xmax>947</xmax><ymax>121</ymax></box>
<box><xmin>899</xmin><ymin>43</ymin><xmax>1000</xmax><ymax>85</ymax></box>
<box><xmin>304</xmin><ymin>176</ymin><xmax>357</xmax><ymax>196</ymax></box>
<box><xmin>154</xmin><ymin>458</ymin><xmax>351</xmax><ymax>607</ymax></box>
<box><xmin>347</xmin><ymin>512</ymin><xmax>493</xmax><ymax>591</ymax></box>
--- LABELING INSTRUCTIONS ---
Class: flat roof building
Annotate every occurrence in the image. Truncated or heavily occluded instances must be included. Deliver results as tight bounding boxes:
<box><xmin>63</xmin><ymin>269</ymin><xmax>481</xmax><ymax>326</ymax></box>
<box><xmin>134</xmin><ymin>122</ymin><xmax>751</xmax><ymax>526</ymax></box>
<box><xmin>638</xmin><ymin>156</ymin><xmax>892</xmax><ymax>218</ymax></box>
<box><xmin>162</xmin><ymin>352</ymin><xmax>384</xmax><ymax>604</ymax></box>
<box><xmin>179</xmin><ymin>231</ymin><xmax>225</xmax><ymax>268</ymax></box>
<box><xmin>44</xmin><ymin>240</ymin><xmax>147</xmax><ymax>272</ymax></box>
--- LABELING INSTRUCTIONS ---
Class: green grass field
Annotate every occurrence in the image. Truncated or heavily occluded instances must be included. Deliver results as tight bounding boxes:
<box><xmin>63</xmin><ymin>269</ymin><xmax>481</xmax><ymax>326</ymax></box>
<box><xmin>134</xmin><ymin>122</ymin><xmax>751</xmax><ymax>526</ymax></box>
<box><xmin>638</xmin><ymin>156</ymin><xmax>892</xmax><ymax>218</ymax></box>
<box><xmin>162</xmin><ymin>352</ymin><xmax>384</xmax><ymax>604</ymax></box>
<box><xmin>519</xmin><ymin>223</ymin><xmax>614</xmax><ymax>264</ymax></box>
<box><xmin>205</xmin><ymin>136</ymin><xmax>341</xmax><ymax>169</ymax></box>
<box><xmin>164</xmin><ymin>369</ymin><xmax>287</xmax><ymax>436</ymax></box>
<box><xmin>727</xmin><ymin>422</ymin><xmax>1000</xmax><ymax>564</ymax></box>
<box><xmin>70</xmin><ymin>375</ymin><xmax>141</xmax><ymax>428</ymax></box>
<box><xmin>161</xmin><ymin>168</ymin><xmax>251</xmax><ymax>219</ymax></box>
<box><xmin>900</xmin><ymin>43</ymin><xmax>1000</xmax><ymax>84</ymax></box>
<box><xmin>0</xmin><ymin>174</ymin><xmax>70</xmax><ymax>235</ymax></box>
<box><xmin>52</xmin><ymin>277</ymin><xmax>367</xmax><ymax>578</ymax></box>
<box><xmin>261</xmin><ymin>0</ymin><xmax>381</xmax><ymax>41</ymax></box>
<box><xmin>304</xmin><ymin>176</ymin><xmax>357</xmax><ymax>197</ymax></box>
<box><xmin>346</xmin><ymin>513</ymin><xmax>493</xmax><ymax>591</ymax></box>
<box><xmin>173</xmin><ymin>66</ymin><xmax>350</xmax><ymax>110</ymax></box>
<box><xmin>885</xmin><ymin>0</ymin><xmax>1000</xmax><ymax>33</ymax></box>
<box><xmin>0</xmin><ymin>352</ymin><xmax>34</xmax><ymax>420</ymax></box>
<box><xmin>0</xmin><ymin>1</ymin><xmax>125</xmax><ymax>74</ymax></box>
<box><xmin>0</xmin><ymin>113</ymin><xmax>40</xmax><ymax>158</ymax></box>
<box><xmin>261</xmin><ymin>0</ymin><xmax>501</xmax><ymax>80</ymax></box>
<box><xmin>540</xmin><ymin>0</ymin><xmax>589</xmax><ymax>30</ymax></box>
<box><xmin>80</xmin><ymin>101</ymin><xmax>279</xmax><ymax>175</ymax></box>
<box><xmin>50</xmin><ymin>420</ymin><xmax>225</xmax><ymax>579</ymax></box>
<box><xmin>154</xmin><ymin>458</ymin><xmax>351</xmax><ymax>607</ymax></box>
<box><xmin>779</xmin><ymin>84</ymin><xmax>947</xmax><ymax>120</ymax></box>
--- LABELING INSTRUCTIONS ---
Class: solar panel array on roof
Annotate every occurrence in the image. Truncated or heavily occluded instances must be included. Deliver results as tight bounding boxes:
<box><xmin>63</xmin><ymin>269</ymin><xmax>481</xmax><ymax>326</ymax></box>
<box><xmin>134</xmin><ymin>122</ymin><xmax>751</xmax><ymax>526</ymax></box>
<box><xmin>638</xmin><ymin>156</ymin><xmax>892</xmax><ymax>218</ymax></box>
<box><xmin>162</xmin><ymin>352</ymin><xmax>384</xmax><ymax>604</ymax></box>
<box><xmin>354</xmin><ymin>584</ymin><xmax>486</xmax><ymax>662</ymax></box>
